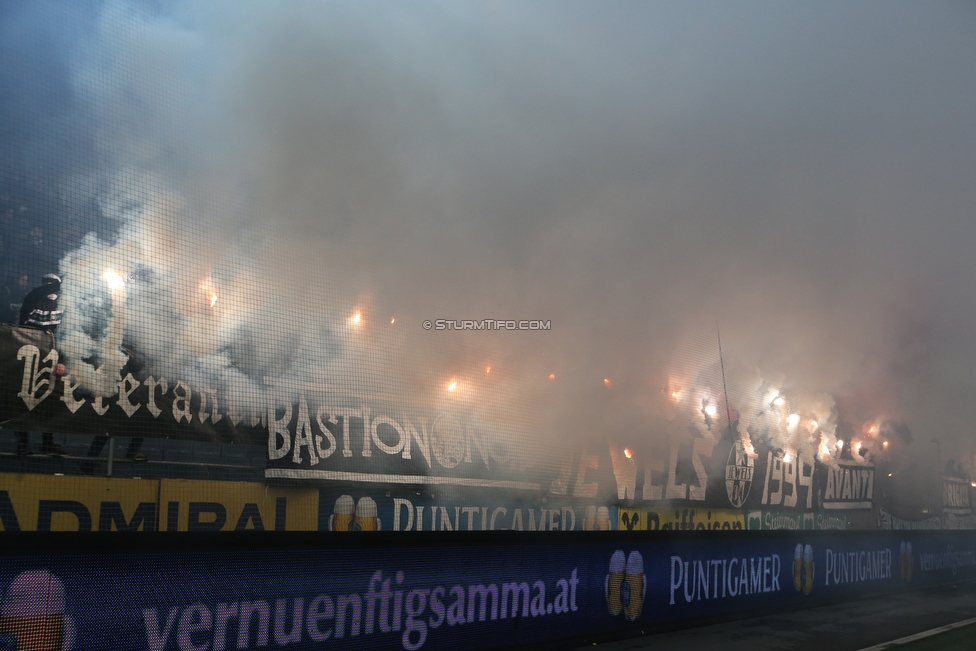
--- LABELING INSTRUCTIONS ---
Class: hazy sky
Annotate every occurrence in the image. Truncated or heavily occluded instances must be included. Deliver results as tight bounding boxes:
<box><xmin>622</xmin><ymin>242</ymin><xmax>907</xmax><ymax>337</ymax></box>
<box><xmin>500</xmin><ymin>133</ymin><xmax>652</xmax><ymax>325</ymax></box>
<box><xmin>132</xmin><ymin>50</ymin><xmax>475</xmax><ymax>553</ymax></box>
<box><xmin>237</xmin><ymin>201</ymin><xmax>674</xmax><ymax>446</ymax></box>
<box><xmin>2</xmin><ymin>0</ymin><xmax>975</xmax><ymax>467</ymax></box>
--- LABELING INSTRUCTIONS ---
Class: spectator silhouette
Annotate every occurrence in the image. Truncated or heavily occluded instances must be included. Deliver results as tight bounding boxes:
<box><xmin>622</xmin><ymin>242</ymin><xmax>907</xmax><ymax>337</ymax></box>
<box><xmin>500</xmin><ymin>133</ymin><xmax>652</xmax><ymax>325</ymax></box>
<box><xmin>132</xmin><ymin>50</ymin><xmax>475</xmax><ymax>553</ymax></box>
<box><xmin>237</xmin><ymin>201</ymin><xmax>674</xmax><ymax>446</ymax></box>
<box><xmin>15</xmin><ymin>273</ymin><xmax>65</xmax><ymax>456</ymax></box>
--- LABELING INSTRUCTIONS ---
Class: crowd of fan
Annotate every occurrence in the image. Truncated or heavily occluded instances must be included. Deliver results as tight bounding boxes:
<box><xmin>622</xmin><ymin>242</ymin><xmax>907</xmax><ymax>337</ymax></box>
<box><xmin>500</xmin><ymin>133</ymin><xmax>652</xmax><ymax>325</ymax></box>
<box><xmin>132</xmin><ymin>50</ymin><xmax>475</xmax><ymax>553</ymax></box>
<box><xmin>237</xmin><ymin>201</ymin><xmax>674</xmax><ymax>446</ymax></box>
<box><xmin>0</xmin><ymin>171</ymin><xmax>149</xmax><ymax>464</ymax></box>
<box><xmin>1</xmin><ymin>171</ymin><xmax>99</xmax><ymax>325</ymax></box>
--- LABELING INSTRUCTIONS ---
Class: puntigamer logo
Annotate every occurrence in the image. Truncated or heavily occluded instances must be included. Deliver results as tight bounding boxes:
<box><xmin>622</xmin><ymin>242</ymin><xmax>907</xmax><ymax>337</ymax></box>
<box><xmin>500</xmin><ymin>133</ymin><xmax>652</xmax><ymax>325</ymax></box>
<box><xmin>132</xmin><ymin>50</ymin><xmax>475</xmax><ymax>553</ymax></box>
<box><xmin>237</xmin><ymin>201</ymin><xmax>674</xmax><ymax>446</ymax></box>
<box><xmin>142</xmin><ymin>568</ymin><xmax>580</xmax><ymax>651</ymax></box>
<box><xmin>605</xmin><ymin>551</ymin><xmax>645</xmax><ymax>621</ymax></box>
<box><xmin>327</xmin><ymin>495</ymin><xmax>381</xmax><ymax>531</ymax></box>
<box><xmin>792</xmin><ymin>544</ymin><xmax>814</xmax><ymax>595</ymax></box>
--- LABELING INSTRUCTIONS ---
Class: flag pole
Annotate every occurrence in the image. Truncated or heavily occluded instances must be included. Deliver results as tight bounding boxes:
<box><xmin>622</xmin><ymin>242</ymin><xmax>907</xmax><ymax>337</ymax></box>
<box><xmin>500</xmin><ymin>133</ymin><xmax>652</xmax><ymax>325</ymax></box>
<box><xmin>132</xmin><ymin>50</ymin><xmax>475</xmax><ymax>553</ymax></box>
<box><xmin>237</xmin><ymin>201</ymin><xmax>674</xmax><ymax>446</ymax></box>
<box><xmin>716</xmin><ymin>316</ymin><xmax>735</xmax><ymax>443</ymax></box>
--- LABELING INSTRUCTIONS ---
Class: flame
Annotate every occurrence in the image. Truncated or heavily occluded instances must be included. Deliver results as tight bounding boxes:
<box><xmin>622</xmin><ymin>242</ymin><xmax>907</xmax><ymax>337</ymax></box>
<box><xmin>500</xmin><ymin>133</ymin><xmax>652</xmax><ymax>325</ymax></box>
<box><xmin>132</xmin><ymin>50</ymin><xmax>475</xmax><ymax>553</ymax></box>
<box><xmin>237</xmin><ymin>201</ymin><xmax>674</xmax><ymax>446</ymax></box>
<box><xmin>390</xmin><ymin>318</ymin><xmax>395</xmax><ymax>324</ymax></box>
<box><xmin>447</xmin><ymin>381</ymin><xmax>457</xmax><ymax>392</ymax></box>
<box><xmin>350</xmin><ymin>312</ymin><xmax>362</xmax><ymax>324</ymax></box>
<box><xmin>603</xmin><ymin>378</ymin><xmax>611</xmax><ymax>386</ymax></box>
<box><xmin>486</xmin><ymin>366</ymin><xmax>491</xmax><ymax>374</ymax></box>
<box><xmin>210</xmin><ymin>293</ymin><xmax>217</xmax><ymax>308</ymax></box>
<box><xmin>882</xmin><ymin>441</ymin><xmax>889</xmax><ymax>449</ymax></box>
<box><xmin>787</xmin><ymin>413</ymin><xmax>800</xmax><ymax>428</ymax></box>
<box><xmin>810</xmin><ymin>420</ymin><xmax>818</xmax><ymax>429</ymax></box>
<box><xmin>773</xmin><ymin>396</ymin><xmax>785</xmax><ymax>407</ymax></box>
<box><xmin>820</xmin><ymin>442</ymin><xmax>830</xmax><ymax>456</ymax></box>
<box><xmin>103</xmin><ymin>270</ymin><xmax>125</xmax><ymax>290</ymax></box>
<box><xmin>548</xmin><ymin>373</ymin><xmax>555</xmax><ymax>380</ymax></box>
<box><xmin>623</xmin><ymin>448</ymin><xmax>633</xmax><ymax>459</ymax></box>
<box><xmin>704</xmin><ymin>404</ymin><xmax>718</xmax><ymax>417</ymax></box>
<box><xmin>783</xmin><ymin>452</ymin><xmax>793</xmax><ymax>463</ymax></box>
<box><xmin>671</xmin><ymin>390</ymin><xmax>680</xmax><ymax>399</ymax></box>
<box><xmin>836</xmin><ymin>439</ymin><xmax>844</xmax><ymax>449</ymax></box>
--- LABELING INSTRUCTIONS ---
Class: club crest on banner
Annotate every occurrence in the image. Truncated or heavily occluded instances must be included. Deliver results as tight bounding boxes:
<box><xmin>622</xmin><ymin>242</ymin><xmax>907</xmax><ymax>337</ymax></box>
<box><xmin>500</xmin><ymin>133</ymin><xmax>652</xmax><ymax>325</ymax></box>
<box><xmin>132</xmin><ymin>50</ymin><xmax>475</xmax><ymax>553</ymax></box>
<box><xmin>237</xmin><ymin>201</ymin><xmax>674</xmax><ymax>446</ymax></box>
<box><xmin>725</xmin><ymin>440</ymin><xmax>755</xmax><ymax>508</ymax></box>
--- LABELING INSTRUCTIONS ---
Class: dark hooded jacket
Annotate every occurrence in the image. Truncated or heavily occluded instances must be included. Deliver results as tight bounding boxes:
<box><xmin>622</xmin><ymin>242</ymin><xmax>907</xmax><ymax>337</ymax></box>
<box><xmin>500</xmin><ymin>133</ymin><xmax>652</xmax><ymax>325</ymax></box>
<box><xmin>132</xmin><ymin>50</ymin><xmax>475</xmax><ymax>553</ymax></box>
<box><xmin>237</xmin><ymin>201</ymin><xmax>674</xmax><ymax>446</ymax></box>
<box><xmin>19</xmin><ymin>279</ymin><xmax>62</xmax><ymax>331</ymax></box>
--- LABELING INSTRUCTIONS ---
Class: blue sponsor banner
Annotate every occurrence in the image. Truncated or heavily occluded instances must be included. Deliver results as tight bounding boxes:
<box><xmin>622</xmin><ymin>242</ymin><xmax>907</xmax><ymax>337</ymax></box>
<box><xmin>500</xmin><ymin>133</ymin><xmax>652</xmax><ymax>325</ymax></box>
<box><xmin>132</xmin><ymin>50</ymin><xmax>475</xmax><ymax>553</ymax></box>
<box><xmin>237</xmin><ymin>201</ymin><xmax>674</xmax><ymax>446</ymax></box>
<box><xmin>1</xmin><ymin>531</ymin><xmax>975</xmax><ymax>650</ymax></box>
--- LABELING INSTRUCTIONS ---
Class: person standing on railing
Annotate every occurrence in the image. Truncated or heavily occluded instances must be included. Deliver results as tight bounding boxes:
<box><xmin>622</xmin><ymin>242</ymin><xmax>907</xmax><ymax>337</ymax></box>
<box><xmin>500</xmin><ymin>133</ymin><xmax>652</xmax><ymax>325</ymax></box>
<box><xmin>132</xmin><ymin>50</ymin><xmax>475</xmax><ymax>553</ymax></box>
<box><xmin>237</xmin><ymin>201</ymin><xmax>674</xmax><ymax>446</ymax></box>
<box><xmin>16</xmin><ymin>273</ymin><xmax>66</xmax><ymax>456</ymax></box>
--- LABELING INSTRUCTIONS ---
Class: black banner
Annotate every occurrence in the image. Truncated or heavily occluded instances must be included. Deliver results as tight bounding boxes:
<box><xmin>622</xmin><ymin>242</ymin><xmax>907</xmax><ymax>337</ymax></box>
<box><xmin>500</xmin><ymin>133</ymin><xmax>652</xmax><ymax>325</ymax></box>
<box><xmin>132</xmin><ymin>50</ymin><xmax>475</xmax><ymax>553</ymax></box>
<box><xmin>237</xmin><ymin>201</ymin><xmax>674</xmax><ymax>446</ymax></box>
<box><xmin>0</xmin><ymin>326</ymin><xmax>620</xmax><ymax>495</ymax></box>
<box><xmin>0</xmin><ymin>324</ymin><xmax>264</xmax><ymax>444</ymax></box>
<box><xmin>606</xmin><ymin>430</ymin><xmax>874</xmax><ymax>512</ymax></box>
<box><xmin>0</xmin><ymin>325</ymin><xmax>880</xmax><ymax>509</ymax></box>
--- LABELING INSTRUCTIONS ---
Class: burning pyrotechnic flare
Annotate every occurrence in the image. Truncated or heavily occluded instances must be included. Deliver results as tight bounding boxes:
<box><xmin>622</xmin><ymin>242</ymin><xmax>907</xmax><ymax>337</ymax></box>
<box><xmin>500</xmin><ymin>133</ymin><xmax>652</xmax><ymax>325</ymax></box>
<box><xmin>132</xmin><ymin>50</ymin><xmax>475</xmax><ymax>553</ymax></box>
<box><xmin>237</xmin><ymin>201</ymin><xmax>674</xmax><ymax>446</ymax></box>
<box><xmin>704</xmin><ymin>404</ymin><xmax>718</xmax><ymax>417</ymax></box>
<box><xmin>738</xmin><ymin>432</ymin><xmax>758</xmax><ymax>459</ymax></box>
<box><xmin>623</xmin><ymin>448</ymin><xmax>633</xmax><ymax>459</ymax></box>
<box><xmin>604</xmin><ymin>378</ymin><xmax>611</xmax><ymax>386</ymax></box>
<box><xmin>103</xmin><ymin>270</ymin><xmax>125</xmax><ymax>290</ymax></box>
<box><xmin>548</xmin><ymin>373</ymin><xmax>555</xmax><ymax>380</ymax></box>
<box><xmin>96</xmin><ymin>268</ymin><xmax>128</xmax><ymax>391</ymax></box>
<box><xmin>447</xmin><ymin>381</ymin><xmax>457</xmax><ymax>392</ymax></box>
<box><xmin>350</xmin><ymin>312</ymin><xmax>362</xmax><ymax>324</ymax></box>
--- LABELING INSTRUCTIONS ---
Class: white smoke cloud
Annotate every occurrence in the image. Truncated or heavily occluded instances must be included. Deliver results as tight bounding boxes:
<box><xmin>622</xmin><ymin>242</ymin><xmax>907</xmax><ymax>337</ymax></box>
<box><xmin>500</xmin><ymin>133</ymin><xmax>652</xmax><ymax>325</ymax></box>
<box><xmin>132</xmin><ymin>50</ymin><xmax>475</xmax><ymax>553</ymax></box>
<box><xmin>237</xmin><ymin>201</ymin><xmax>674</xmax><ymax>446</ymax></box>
<box><xmin>7</xmin><ymin>0</ymin><xmax>967</xmax><ymax>474</ymax></box>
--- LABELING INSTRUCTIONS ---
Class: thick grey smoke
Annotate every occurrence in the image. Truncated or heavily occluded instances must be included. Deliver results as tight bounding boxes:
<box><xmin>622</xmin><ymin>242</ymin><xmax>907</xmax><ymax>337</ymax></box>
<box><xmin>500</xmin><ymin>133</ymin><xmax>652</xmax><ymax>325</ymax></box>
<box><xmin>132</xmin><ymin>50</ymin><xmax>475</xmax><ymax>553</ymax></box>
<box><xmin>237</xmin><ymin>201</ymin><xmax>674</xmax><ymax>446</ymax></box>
<box><xmin>5</xmin><ymin>1</ymin><xmax>975</xmax><ymax>476</ymax></box>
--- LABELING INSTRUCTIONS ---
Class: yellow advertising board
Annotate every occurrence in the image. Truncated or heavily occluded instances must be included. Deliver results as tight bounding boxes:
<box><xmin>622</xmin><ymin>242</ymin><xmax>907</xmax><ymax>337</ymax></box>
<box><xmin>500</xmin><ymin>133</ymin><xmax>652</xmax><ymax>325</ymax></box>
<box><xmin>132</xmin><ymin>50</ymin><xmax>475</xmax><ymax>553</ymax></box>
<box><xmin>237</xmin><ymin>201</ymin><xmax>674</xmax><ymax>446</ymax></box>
<box><xmin>0</xmin><ymin>474</ymin><xmax>318</xmax><ymax>531</ymax></box>
<box><xmin>613</xmin><ymin>506</ymin><xmax>746</xmax><ymax>531</ymax></box>
<box><xmin>617</xmin><ymin>507</ymin><xmax>646</xmax><ymax>531</ymax></box>
<box><xmin>158</xmin><ymin>479</ymin><xmax>318</xmax><ymax>531</ymax></box>
<box><xmin>0</xmin><ymin>474</ymin><xmax>158</xmax><ymax>531</ymax></box>
<box><xmin>646</xmin><ymin>506</ymin><xmax>745</xmax><ymax>530</ymax></box>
